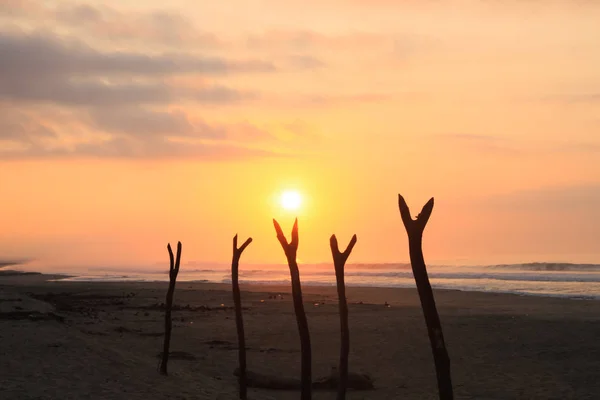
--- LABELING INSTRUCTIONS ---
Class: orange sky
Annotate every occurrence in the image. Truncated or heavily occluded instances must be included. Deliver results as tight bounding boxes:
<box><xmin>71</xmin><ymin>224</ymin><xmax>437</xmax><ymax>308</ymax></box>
<box><xmin>1</xmin><ymin>1</ymin><xmax>599</xmax><ymax>268</ymax></box>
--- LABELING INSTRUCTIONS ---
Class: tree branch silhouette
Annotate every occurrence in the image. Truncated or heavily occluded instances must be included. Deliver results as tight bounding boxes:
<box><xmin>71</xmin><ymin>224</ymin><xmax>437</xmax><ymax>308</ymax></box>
<box><xmin>273</xmin><ymin>218</ymin><xmax>312</xmax><ymax>400</ymax></box>
<box><xmin>232</xmin><ymin>234</ymin><xmax>253</xmax><ymax>399</ymax></box>
<box><xmin>398</xmin><ymin>195</ymin><xmax>453</xmax><ymax>399</ymax></box>
<box><xmin>330</xmin><ymin>234</ymin><xmax>357</xmax><ymax>400</ymax></box>
<box><xmin>160</xmin><ymin>241</ymin><xmax>182</xmax><ymax>376</ymax></box>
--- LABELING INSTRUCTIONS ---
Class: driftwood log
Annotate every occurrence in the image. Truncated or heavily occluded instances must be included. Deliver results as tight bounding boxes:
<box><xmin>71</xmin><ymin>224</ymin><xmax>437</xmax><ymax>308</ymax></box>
<box><xmin>160</xmin><ymin>241</ymin><xmax>182</xmax><ymax>376</ymax></box>
<box><xmin>398</xmin><ymin>195</ymin><xmax>453</xmax><ymax>399</ymax></box>
<box><xmin>234</xmin><ymin>367</ymin><xmax>374</xmax><ymax>391</ymax></box>
<box><xmin>273</xmin><ymin>218</ymin><xmax>312</xmax><ymax>400</ymax></box>
<box><xmin>231</xmin><ymin>234</ymin><xmax>253</xmax><ymax>400</ymax></box>
<box><xmin>330</xmin><ymin>234</ymin><xmax>358</xmax><ymax>400</ymax></box>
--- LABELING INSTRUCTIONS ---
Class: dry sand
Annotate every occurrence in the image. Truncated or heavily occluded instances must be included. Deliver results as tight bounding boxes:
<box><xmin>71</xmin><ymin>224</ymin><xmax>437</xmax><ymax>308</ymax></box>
<box><xmin>1</xmin><ymin>271</ymin><xmax>600</xmax><ymax>399</ymax></box>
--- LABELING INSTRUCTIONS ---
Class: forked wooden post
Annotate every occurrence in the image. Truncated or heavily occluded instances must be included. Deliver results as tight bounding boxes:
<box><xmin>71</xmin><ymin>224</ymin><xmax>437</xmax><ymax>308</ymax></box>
<box><xmin>398</xmin><ymin>195</ymin><xmax>453</xmax><ymax>399</ymax></box>
<box><xmin>273</xmin><ymin>218</ymin><xmax>312</xmax><ymax>400</ymax></box>
<box><xmin>330</xmin><ymin>234</ymin><xmax>358</xmax><ymax>400</ymax></box>
<box><xmin>231</xmin><ymin>234</ymin><xmax>253</xmax><ymax>400</ymax></box>
<box><xmin>160</xmin><ymin>241</ymin><xmax>182</xmax><ymax>376</ymax></box>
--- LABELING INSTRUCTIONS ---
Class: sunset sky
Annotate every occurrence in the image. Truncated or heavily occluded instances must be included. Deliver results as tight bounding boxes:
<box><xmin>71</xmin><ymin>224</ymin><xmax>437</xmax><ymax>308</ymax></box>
<box><xmin>1</xmin><ymin>1</ymin><xmax>599</xmax><ymax>269</ymax></box>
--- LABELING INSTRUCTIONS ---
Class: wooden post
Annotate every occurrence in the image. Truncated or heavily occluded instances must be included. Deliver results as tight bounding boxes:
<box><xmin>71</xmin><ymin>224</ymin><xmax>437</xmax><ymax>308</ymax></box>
<box><xmin>232</xmin><ymin>234</ymin><xmax>253</xmax><ymax>400</ymax></box>
<box><xmin>273</xmin><ymin>218</ymin><xmax>312</xmax><ymax>400</ymax></box>
<box><xmin>330</xmin><ymin>234</ymin><xmax>357</xmax><ymax>400</ymax></box>
<box><xmin>398</xmin><ymin>195</ymin><xmax>453</xmax><ymax>399</ymax></box>
<box><xmin>159</xmin><ymin>241</ymin><xmax>182</xmax><ymax>376</ymax></box>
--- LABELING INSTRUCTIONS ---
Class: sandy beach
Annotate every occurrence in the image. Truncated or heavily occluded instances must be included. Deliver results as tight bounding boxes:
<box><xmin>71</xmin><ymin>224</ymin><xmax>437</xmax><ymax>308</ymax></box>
<box><xmin>1</xmin><ymin>272</ymin><xmax>600</xmax><ymax>399</ymax></box>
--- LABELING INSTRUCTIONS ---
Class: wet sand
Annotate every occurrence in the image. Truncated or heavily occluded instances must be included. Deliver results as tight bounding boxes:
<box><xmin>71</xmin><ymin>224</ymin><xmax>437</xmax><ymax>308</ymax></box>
<box><xmin>1</xmin><ymin>272</ymin><xmax>600</xmax><ymax>399</ymax></box>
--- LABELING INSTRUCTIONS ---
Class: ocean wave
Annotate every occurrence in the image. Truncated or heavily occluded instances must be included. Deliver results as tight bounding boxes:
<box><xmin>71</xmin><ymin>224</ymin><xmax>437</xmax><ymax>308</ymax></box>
<box><xmin>485</xmin><ymin>262</ymin><xmax>600</xmax><ymax>272</ymax></box>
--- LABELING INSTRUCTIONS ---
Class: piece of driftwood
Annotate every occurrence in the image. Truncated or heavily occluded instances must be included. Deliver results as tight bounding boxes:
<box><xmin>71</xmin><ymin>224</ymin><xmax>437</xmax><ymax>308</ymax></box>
<box><xmin>398</xmin><ymin>195</ymin><xmax>453</xmax><ymax>399</ymax></box>
<box><xmin>233</xmin><ymin>367</ymin><xmax>374</xmax><ymax>391</ymax></box>
<box><xmin>159</xmin><ymin>241</ymin><xmax>182</xmax><ymax>376</ymax></box>
<box><xmin>231</xmin><ymin>234</ymin><xmax>253</xmax><ymax>400</ymax></box>
<box><xmin>273</xmin><ymin>218</ymin><xmax>312</xmax><ymax>400</ymax></box>
<box><xmin>330</xmin><ymin>234</ymin><xmax>358</xmax><ymax>400</ymax></box>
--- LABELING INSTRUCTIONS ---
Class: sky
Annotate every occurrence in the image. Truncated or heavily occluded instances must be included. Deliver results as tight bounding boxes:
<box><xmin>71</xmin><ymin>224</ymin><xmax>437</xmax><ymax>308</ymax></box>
<box><xmin>1</xmin><ymin>0</ymin><xmax>599</xmax><ymax>269</ymax></box>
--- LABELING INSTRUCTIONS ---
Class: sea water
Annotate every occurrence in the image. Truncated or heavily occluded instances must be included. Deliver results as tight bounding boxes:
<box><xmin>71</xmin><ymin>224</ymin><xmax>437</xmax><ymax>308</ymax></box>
<box><xmin>23</xmin><ymin>262</ymin><xmax>600</xmax><ymax>300</ymax></box>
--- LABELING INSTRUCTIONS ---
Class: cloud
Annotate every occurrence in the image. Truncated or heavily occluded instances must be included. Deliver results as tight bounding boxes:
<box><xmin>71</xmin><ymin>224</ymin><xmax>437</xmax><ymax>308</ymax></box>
<box><xmin>434</xmin><ymin>133</ymin><xmax>600</xmax><ymax>157</ymax></box>
<box><xmin>245</xmin><ymin>30</ymin><xmax>392</xmax><ymax>52</ymax></box>
<box><xmin>0</xmin><ymin>30</ymin><xmax>266</xmax><ymax>107</ymax></box>
<box><xmin>479</xmin><ymin>184</ymin><xmax>600</xmax><ymax>214</ymax></box>
<box><xmin>286</xmin><ymin>55</ymin><xmax>326</xmax><ymax>69</ymax></box>
<box><xmin>434</xmin><ymin>133</ymin><xmax>522</xmax><ymax>155</ymax></box>
<box><xmin>88</xmin><ymin>108</ymin><xmax>200</xmax><ymax>137</ymax></box>
<box><xmin>275</xmin><ymin>93</ymin><xmax>394</xmax><ymax>108</ymax></box>
<box><xmin>0</xmin><ymin>30</ymin><xmax>274</xmax><ymax>77</ymax></box>
<box><xmin>1</xmin><ymin>2</ymin><xmax>220</xmax><ymax>47</ymax></box>
<box><xmin>55</xmin><ymin>4</ymin><xmax>220</xmax><ymax>46</ymax></box>
<box><xmin>0</xmin><ymin>105</ymin><xmax>286</xmax><ymax>160</ymax></box>
<box><xmin>0</xmin><ymin>136</ymin><xmax>282</xmax><ymax>161</ymax></box>
<box><xmin>549</xmin><ymin>93</ymin><xmax>600</xmax><ymax>104</ymax></box>
<box><xmin>87</xmin><ymin>107</ymin><xmax>274</xmax><ymax>141</ymax></box>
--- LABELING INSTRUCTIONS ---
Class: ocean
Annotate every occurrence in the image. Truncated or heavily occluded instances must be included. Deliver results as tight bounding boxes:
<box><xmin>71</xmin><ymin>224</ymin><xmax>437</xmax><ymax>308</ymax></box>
<box><xmin>17</xmin><ymin>261</ymin><xmax>600</xmax><ymax>300</ymax></box>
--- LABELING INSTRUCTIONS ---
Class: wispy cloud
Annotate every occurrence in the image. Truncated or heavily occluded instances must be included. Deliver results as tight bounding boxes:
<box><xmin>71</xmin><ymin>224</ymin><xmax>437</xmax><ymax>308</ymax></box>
<box><xmin>0</xmin><ymin>104</ymin><xmax>298</xmax><ymax>160</ymax></box>
<box><xmin>433</xmin><ymin>133</ymin><xmax>600</xmax><ymax>156</ymax></box>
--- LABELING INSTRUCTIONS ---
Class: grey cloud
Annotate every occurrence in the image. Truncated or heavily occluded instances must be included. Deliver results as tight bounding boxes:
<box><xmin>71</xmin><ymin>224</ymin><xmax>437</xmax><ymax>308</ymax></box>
<box><xmin>0</xmin><ymin>31</ymin><xmax>261</xmax><ymax>106</ymax></box>
<box><xmin>0</xmin><ymin>136</ymin><xmax>284</xmax><ymax>161</ymax></box>
<box><xmin>88</xmin><ymin>108</ymin><xmax>199</xmax><ymax>137</ymax></box>
<box><xmin>187</xmin><ymin>86</ymin><xmax>257</xmax><ymax>103</ymax></box>
<box><xmin>1</xmin><ymin>78</ymin><xmax>171</xmax><ymax>106</ymax></box>
<box><xmin>87</xmin><ymin>107</ymin><xmax>275</xmax><ymax>142</ymax></box>
<box><xmin>0</xmin><ymin>31</ymin><xmax>274</xmax><ymax>78</ymax></box>
<box><xmin>0</xmin><ymin>108</ymin><xmax>58</xmax><ymax>141</ymax></box>
<box><xmin>2</xmin><ymin>2</ymin><xmax>220</xmax><ymax>47</ymax></box>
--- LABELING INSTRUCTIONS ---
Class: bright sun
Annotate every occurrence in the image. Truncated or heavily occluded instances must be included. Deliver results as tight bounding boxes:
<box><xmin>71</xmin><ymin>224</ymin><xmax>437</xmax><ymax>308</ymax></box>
<box><xmin>280</xmin><ymin>190</ymin><xmax>302</xmax><ymax>210</ymax></box>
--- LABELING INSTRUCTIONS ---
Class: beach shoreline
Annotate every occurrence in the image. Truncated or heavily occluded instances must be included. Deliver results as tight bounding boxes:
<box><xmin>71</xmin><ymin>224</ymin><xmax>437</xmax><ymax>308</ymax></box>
<box><xmin>2</xmin><ymin>272</ymin><xmax>600</xmax><ymax>399</ymax></box>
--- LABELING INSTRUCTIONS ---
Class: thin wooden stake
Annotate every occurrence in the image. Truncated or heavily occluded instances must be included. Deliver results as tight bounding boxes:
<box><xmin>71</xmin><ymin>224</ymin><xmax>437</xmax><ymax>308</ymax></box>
<box><xmin>398</xmin><ymin>195</ymin><xmax>453</xmax><ymax>399</ymax></box>
<box><xmin>330</xmin><ymin>234</ymin><xmax>358</xmax><ymax>400</ymax></box>
<box><xmin>160</xmin><ymin>241</ymin><xmax>182</xmax><ymax>376</ymax></box>
<box><xmin>232</xmin><ymin>234</ymin><xmax>253</xmax><ymax>400</ymax></box>
<box><xmin>273</xmin><ymin>218</ymin><xmax>312</xmax><ymax>400</ymax></box>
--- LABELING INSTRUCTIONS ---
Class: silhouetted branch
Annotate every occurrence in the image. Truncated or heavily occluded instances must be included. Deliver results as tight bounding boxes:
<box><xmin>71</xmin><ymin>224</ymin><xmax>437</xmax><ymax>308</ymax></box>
<box><xmin>330</xmin><ymin>234</ymin><xmax>357</xmax><ymax>400</ymax></box>
<box><xmin>398</xmin><ymin>195</ymin><xmax>453</xmax><ymax>400</ymax></box>
<box><xmin>273</xmin><ymin>218</ymin><xmax>312</xmax><ymax>400</ymax></box>
<box><xmin>232</xmin><ymin>234</ymin><xmax>253</xmax><ymax>400</ymax></box>
<box><xmin>160</xmin><ymin>241</ymin><xmax>182</xmax><ymax>376</ymax></box>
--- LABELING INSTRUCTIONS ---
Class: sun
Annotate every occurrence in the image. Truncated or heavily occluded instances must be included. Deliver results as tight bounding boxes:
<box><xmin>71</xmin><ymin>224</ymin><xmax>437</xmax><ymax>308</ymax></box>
<box><xmin>280</xmin><ymin>190</ymin><xmax>302</xmax><ymax>211</ymax></box>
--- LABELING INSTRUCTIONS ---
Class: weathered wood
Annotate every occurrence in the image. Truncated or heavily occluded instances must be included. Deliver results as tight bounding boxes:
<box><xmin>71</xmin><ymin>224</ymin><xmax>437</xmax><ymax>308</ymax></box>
<box><xmin>234</xmin><ymin>367</ymin><xmax>374</xmax><ymax>391</ymax></box>
<box><xmin>273</xmin><ymin>218</ymin><xmax>312</xmax><ymax>400</ymax></box>
<box><xmin>159</xmin><ymin>241</ymin><xmax>182</xmax><ymax>376</ymax></box>
<box><xmin>232</xmin><ymin>234</ymin><xmax>253</xmax><ymax>400</ymax></box>
<box><xmin>398</xmin><ymin>195</ymin><xmax>453</xmax><ymax>399</ymax></box>
<box><xmin>330</xmin><ymin>234</ymin><xmax>357</xmax><ymax>400</ymax></box>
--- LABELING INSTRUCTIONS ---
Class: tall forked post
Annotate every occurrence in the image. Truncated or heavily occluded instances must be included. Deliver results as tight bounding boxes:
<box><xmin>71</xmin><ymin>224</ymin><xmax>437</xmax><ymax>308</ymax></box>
<box><xmin>231</xmin><ymin>234</ymin><xmax>253</xmax><ymax>400</ymax></box>
<box><xmin>273</xmin><ymin>218</ymin><xmax>312</xmax><ymax>400</ymax></box>
<box><xmin>398</xmin><ymin>195</ymin><xmax>453</xmax><ymax>400</ymax></box>
<box><xmin>330</xmin><ymin>234</ymin><xmax>358</xmax><ymax>400</ymax></box>
<box><xmin>160</xmin><ymin>241</ymin><xmax>182</xmax><ymax>376</ymax></box>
